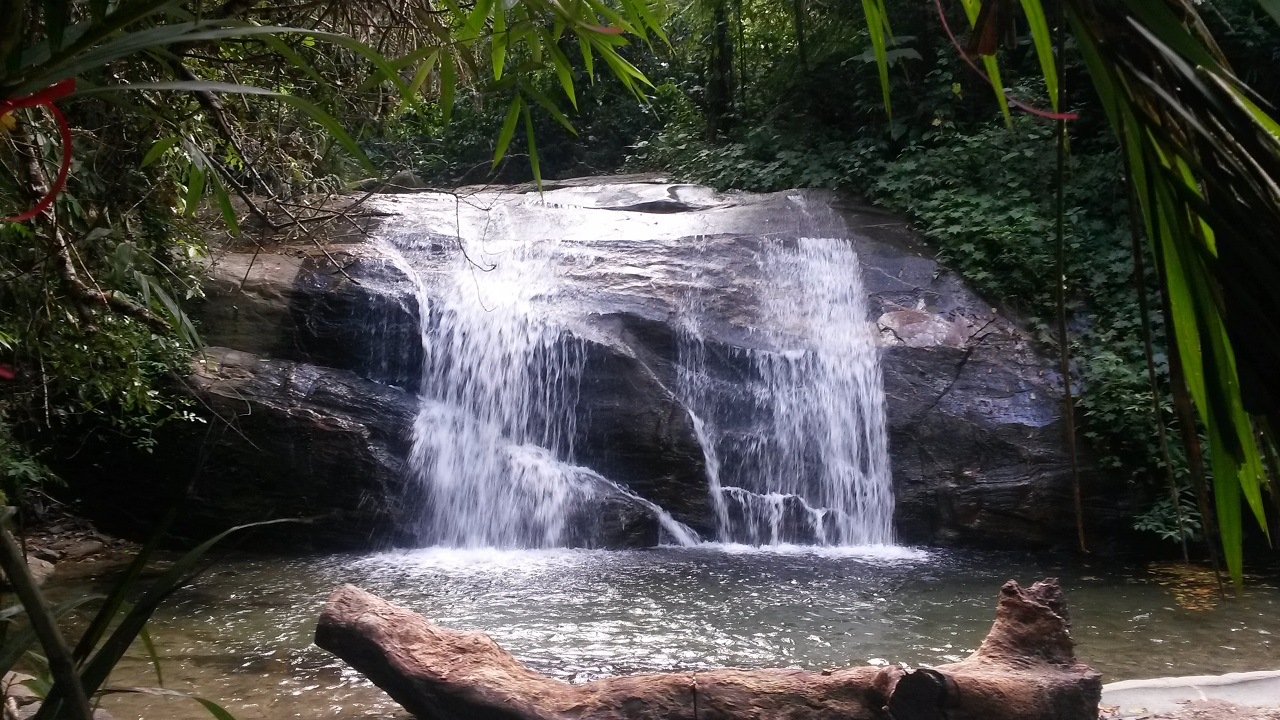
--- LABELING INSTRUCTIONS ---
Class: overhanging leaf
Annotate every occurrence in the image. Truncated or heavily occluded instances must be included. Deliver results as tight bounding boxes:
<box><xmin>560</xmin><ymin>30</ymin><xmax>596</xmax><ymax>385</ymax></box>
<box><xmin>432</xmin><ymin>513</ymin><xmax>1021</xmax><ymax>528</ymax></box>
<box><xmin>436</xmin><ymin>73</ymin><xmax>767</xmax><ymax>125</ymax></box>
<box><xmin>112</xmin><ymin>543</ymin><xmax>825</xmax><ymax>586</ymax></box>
<box><xmin>73</xmin><ymin>81</ymin><xmax>374</xmax><ymax>174</ymax></box>
<box><xmin>493</xmin><ymin>95</ymin><xmax>523</xmax><ymax>169</ymax></box>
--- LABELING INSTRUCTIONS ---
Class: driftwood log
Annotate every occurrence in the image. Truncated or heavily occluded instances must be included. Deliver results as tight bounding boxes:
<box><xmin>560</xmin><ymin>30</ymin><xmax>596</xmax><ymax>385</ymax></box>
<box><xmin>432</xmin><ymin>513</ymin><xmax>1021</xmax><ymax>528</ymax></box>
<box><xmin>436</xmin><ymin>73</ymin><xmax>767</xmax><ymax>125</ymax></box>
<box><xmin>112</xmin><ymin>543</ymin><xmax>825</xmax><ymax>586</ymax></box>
<box><xmin>314</xmin><ymin>578</ymin><xmax>1101</xmax><ymax>720</ymax></box>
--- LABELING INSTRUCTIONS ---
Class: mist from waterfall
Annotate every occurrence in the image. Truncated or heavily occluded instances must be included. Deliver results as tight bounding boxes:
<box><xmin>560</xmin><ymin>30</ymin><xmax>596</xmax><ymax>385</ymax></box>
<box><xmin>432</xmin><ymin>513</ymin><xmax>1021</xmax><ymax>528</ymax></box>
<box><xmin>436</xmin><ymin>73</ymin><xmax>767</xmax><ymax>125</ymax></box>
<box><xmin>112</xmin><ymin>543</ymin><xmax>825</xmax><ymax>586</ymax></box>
<box><xmin>678</xmin><ymin>210</ymin><xmax>894</xmax><ymax>547</ymax></box>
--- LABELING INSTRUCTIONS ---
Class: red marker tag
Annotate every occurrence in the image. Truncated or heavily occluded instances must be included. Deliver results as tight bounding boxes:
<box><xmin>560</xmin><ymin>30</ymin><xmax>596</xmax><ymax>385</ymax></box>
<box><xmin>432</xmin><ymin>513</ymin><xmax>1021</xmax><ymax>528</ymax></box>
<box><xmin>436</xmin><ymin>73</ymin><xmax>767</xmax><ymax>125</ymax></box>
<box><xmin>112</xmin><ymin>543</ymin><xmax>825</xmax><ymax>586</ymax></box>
<box><xmin>1</xmin><ymin>79</ymin><xmax>77</xmax><ymax>223</ymax></box>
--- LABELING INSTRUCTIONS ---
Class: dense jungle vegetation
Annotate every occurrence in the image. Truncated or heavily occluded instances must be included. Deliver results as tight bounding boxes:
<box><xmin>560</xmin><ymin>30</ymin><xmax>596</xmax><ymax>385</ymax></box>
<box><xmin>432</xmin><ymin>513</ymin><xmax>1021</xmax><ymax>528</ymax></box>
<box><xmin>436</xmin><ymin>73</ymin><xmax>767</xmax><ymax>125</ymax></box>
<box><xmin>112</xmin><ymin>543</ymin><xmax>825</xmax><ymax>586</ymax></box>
<box><xmin>3</xmin><ymin>0</ymin><xmax>1280</xmax><ymax>580</ymax></box>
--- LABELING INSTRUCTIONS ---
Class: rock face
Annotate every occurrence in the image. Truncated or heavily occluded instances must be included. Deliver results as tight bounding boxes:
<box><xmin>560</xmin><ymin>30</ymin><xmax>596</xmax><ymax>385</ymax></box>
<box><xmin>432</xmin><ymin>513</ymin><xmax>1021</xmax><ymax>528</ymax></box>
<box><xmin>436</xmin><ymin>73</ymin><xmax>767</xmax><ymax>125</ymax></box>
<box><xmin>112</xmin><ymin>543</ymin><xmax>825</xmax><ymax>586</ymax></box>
<box><xmin>145</xmin><ymin>178</ymin><xmax>1092</xmax><ymax>550</ymax></box>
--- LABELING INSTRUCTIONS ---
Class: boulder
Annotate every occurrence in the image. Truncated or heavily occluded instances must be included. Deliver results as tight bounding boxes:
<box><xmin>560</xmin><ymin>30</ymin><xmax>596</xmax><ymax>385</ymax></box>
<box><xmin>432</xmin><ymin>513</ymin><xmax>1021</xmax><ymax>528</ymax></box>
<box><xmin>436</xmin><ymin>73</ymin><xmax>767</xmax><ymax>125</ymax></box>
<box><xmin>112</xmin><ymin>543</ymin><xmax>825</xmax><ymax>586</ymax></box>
<box><xmin>73</xmin><ymin>347</ymin><xmax>660</xmax><ymax>549</ymax></box>
<box><xmin>58</xmin><ymin>347</ymin><xmax>422</xmax><ymax>548</ymax></box>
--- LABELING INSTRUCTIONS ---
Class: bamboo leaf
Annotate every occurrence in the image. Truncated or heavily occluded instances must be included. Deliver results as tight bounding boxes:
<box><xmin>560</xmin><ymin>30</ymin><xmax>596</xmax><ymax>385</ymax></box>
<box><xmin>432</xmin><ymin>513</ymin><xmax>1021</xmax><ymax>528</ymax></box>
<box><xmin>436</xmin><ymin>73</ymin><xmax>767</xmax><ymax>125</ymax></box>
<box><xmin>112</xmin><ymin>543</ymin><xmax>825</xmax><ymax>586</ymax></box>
<box><xmin>1120</xmin><ymin>5</ymin><xmax>1221</xmax><ymax>72</ymax></box>
<box><xmin>492</xmin><ymin>3</ymin><xmax>508</xmax><ymax>80</ymax></box>
<box><xmin>546</xmin><ymin>32</ymin><xmax>577</xmax><ymax>109</ymax></box>
<box><xmin>861</xmin><ymin>0</ymin><xmax>892</xmax><ymax>122</ymax></box>
<box><xmin>256</xmin><ymin>34</ymin><xmax>329</xmax><ymax>90</ymax></box>
<box><xmin>43</xmin><ymin>0</ymin><xmax>70</xmax><ymax>52</ymax></box>
<box><xmin>101</xmin><ymin>688</ymin><xmax>236</xmax><ymax>720</ymax></box>
<box><xmin>493</xmin><ymin>95</ymin><xmax>523</xmax><ymax>168</ymax></box>
<box><xmin>1210</xmin><ymin>318</ymin><xmax>1271</xmax><ymax>538</ymax></box>
<box><xmin>961</xmin><ymin>0</ymin><xmax>1010</xmax><ymax>126</ymax></box>
<box><xmin>406</xmin><ymin>49</ymin><xmax>440</xmax><ymax>104</ymax></box>
<box><xmin>183</xmin><ymin>164</ymin><xmax>205</xmax><ymax>217</ymax></box>
<box><xmin>211</xmin><ymin>175</ymin><xmax>240</xmax><ymax>237</ymax></box>
<box><xmin>465</xmin><ymin>0</ymin><xmax>493</xmax><ymax>39</ymax></box>
<box><xmin>0</xmin><ymin>595</ymin><xmax>104</xmax><ymax>677</ymax></box>
<box><xmin>583</xmin><ymin>0</ymin><xmax>637</xmax><ymax>35</ymax></box>
<box><xmin>1153</xmin><ymin>180</ymin><xmax>1208</xmax><ymax>417</ymax></box>
<box><xmin>440</xmin><ymin>56</ymin><xmax>457</xmax><ymax>123</ymax></box>
<box><xmin>523</xmin><ymin>84</ymin><xmax>577</xmax><ymax>134</ymax></box>
<box><xmin>75</xmin><ymin>81</ymin><xmax>374</xmax><ymax>173</ymax></box>
<box><xmin>0</xmin><ymin>511</ymin><xmax>93</xmax><ymax>720</ymax></box>
<box><xmin>1019</xmin><ymin>0</ymin><xmax>1059</xmax><ymax>111</ymax></box>
<box><xmin>1215</xmin><ymin>74</ymin><xmax>1280</xmax><ymax>143</ymax></box>
<box><xmin>138</xmin><ymin>625</ymin><xmax>163</xmax><ymax>688</ymax></box>
<box><xmin>578</xmin><ymin>35</ymin><xmax>595</xmax><ymax>81</ymax></box>
<box><xmin>141</xmin><ymin>136</ymin><xmax>178</xmax><ymax>168</ymax></box>
<box><xmin>632</xmin><ymin>0</ymin><xmax>670</xmax><ymax>47</ymax></box>
<box><xmin>71</xmin><ymin>510</ymin><xmax>177</xmax><ymax>664</ymax></box>
<box><xmin>524</xmin><ymin>101</ymin><xmax>541</xmax><ymax>189</ymax></box>
<box><xmin>52</xmin><ymin>519</ymin><xmax>307</xmax><ymax>711</ymax></box>
<box><xmin>1066</xmin><ymin>9</ymin><xmax>1123</xmax><ymax>132</ymax></box>
<box><xmin>981</xmin><ymin>54</ymin><xmax>1012</xmax><ymax>127</ymax></box>
<box><xmin>12</xmin><ymin>0</ymin><xmax>180</xmax><ymax>88</ymax></box>
<box><xmin>1210</xmin><ymin>422</ymin><xmax>1244</xmax><ymax>589</ymax></box>
<box><xmin>24</xmin><ymin>24</ymin><xmax>411</xmax><ymax>99</ymax></box>
<box><xmin>1258</xmin><ymin>0</ymin><xmax>1280</xmax><ymax>27</ymax></box>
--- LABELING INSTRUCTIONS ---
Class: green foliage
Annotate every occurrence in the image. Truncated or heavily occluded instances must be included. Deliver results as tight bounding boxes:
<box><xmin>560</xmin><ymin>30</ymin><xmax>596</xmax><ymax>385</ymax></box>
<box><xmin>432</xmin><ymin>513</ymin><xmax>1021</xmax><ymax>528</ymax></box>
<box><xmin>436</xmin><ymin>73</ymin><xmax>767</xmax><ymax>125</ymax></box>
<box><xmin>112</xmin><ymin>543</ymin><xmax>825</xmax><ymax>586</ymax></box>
<box><xmin>0</xmin><ymin>425</ymin><xmax>57</xmax><ymax>507</ymax></box>
<box><xmin>1134</xmin><ymin>488</ymin><xmax>1203</xmax><ymax>543</ymax></box>
<box><xmin>1</xmin><ymin>94</ymin><xmax>207</xmax><ymax>475</ymax></box>
<box><xmin>630</xmin><ymin>117</ymin><xmax>881</xmax><ymax>191</ymax></box>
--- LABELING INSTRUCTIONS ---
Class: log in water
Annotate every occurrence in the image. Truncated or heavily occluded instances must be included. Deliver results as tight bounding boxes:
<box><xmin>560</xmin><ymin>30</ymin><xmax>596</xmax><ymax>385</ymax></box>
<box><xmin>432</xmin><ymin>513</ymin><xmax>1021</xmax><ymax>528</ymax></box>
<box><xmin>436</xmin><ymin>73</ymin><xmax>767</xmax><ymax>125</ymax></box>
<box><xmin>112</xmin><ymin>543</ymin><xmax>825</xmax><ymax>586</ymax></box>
<box><xmin>316</xmin><ymin>578</ymin><xmax>1101</xmax><ymax>720</ymax></box>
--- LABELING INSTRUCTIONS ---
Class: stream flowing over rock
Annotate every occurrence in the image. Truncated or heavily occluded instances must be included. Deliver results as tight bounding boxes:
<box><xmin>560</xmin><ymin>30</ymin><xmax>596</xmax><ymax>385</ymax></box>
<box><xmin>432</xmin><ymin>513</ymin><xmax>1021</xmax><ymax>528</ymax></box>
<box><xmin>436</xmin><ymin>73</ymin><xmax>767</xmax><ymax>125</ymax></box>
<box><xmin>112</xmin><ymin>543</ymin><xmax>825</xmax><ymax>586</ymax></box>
<box><xmin>77</xmin><ymin>178</ymin><xmax>1103</xmax><ymax>549</ymax></box>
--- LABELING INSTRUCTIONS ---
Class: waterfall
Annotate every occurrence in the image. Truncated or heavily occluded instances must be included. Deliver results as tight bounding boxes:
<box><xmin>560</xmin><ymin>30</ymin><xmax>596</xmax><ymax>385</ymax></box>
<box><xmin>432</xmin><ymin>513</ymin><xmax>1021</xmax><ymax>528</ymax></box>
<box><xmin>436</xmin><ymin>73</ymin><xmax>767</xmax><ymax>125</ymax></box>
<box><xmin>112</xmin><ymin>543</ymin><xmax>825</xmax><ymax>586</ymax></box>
<box><xmin>678</xmin><ymin>210</ymin><xmax>894</xmax><ymax>547</ymax></box>
<box><xmin>368</xmin><ymin>189</ymin><xmax>892</xmax><ymax>550</ymax></box>
<box><xmin>375</xmin><ymin>199</ymin><xmax>699</xmax><ymax>549</ymax></box>
<box><xmin>378</xmin><ymin>206</ymin><xmax>591</xmax><ymax>548</ymax></box>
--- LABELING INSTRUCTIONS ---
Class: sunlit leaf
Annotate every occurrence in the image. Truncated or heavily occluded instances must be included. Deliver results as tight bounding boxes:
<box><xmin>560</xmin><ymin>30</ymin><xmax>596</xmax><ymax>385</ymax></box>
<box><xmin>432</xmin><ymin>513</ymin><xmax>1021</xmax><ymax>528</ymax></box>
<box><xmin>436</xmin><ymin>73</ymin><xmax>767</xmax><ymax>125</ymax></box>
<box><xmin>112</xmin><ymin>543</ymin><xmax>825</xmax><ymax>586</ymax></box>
<box><xmin>1018</xmin><ymin>0</ymin><xmax>1059</xmax><ymax>111</ymax></box>
<box><xmin>861</xmin><ymin>0</ymin><xmax>892</xmax><ymax>122</ymax></box>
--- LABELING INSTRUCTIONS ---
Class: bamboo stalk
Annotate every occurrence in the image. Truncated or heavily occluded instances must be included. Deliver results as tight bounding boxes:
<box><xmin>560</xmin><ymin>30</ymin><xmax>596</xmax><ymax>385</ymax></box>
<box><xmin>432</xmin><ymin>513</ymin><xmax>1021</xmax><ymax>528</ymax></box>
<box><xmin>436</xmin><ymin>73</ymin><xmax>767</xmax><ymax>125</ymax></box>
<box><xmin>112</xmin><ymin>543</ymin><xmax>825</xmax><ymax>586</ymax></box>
<box><xmin>1054</xmin><ymin>0</ymin><xmax>1086</xmax><ymax>554</ymax></box>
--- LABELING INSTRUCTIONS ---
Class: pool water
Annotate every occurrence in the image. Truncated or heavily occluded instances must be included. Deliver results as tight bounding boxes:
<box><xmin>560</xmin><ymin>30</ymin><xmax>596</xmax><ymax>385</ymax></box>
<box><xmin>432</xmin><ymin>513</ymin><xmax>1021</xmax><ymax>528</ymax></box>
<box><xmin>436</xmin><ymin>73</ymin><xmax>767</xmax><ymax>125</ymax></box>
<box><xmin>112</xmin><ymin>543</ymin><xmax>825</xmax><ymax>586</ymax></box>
<box><xmin>50</xmin><ymin>545</ymin><xmax>1280</xmax><ymax>720</ymax></box>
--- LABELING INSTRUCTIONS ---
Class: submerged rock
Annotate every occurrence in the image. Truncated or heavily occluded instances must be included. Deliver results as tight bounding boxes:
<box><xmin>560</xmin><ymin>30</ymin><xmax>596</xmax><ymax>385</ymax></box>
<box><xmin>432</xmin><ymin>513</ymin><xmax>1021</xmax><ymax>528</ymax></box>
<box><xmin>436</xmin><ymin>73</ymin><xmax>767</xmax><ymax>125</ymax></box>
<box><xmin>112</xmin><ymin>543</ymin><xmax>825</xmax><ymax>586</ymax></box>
<box><xmin>90</xmin><ymin>179</ymin><xmax>1098</xmax><ymax>550</ymax></box>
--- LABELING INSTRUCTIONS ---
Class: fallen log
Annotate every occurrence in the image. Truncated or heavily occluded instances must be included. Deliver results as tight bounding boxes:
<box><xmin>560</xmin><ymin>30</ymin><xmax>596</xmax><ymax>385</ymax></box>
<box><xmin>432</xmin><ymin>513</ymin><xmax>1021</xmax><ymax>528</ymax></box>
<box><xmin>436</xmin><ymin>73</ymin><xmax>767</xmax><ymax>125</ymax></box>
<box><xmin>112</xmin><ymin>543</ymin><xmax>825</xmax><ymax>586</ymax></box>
<box><xmin>315</xmin><ymin>578</ymin><xmax>1101</xmax><ymax>720</ymax></box>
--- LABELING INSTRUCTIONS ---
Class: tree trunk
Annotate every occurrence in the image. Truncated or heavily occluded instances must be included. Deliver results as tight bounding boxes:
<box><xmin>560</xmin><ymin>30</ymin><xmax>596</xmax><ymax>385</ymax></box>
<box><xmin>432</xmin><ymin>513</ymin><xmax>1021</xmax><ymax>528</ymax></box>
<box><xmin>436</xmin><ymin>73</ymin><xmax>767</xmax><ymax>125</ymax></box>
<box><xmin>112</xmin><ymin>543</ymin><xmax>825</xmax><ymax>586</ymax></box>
<box><xmin>315</xmin><ymin>578</ymin><xmax>1101</xmax><ymax>720</ymax></box>
<box><xmin>793</xmin><ymin>0</ymin><xmax>808</xmax><ymax>72</ymax></box>
<box><xmin>705</xmin><ymin>0</ymin><xmax>734</xmax><ymax>142</ymax></box>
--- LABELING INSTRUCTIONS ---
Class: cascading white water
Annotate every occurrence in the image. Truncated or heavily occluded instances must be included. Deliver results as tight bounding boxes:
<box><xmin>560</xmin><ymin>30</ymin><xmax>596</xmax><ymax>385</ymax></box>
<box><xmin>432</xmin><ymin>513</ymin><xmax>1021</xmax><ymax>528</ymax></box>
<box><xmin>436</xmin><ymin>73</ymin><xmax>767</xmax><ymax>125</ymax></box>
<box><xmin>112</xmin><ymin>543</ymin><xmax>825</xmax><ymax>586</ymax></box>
<box><xmin>370</xmin><ymin>189</ymin><xmax>890</xmax><ymax>550</ymax></box>
<box><xmin>375</xmin><ymin>199</ymin><xmax>699</xmax><ymax>548</ymax></box>
<box><xmin>377</xmin><ymin>206</ymin><xmax>593</xmax><ymax>548</ymax></box>
<box><xmin>679</xmin><ymin>211</ymin><xmax>894</xmax><ymax>547</ymax></box>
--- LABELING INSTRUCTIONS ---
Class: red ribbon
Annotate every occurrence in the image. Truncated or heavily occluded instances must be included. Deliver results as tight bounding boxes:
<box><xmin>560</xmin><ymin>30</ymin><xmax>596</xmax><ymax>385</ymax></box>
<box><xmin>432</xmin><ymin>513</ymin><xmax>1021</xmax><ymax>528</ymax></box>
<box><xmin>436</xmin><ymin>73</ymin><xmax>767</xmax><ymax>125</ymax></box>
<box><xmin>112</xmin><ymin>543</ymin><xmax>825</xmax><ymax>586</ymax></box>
<box><xmin>0</xmin><ymin>365</ymin><xmax>14</xmax><ymax>380</ymax></box>
<box><xmin>934</xmin><ymin>0</ymin><xmax>1078</xmax><ymax>122</ymax></box>
<box><xmin>1</xmin><ymin>78</ymin><xmax>77</xmax><ymax>223</ymax></box>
